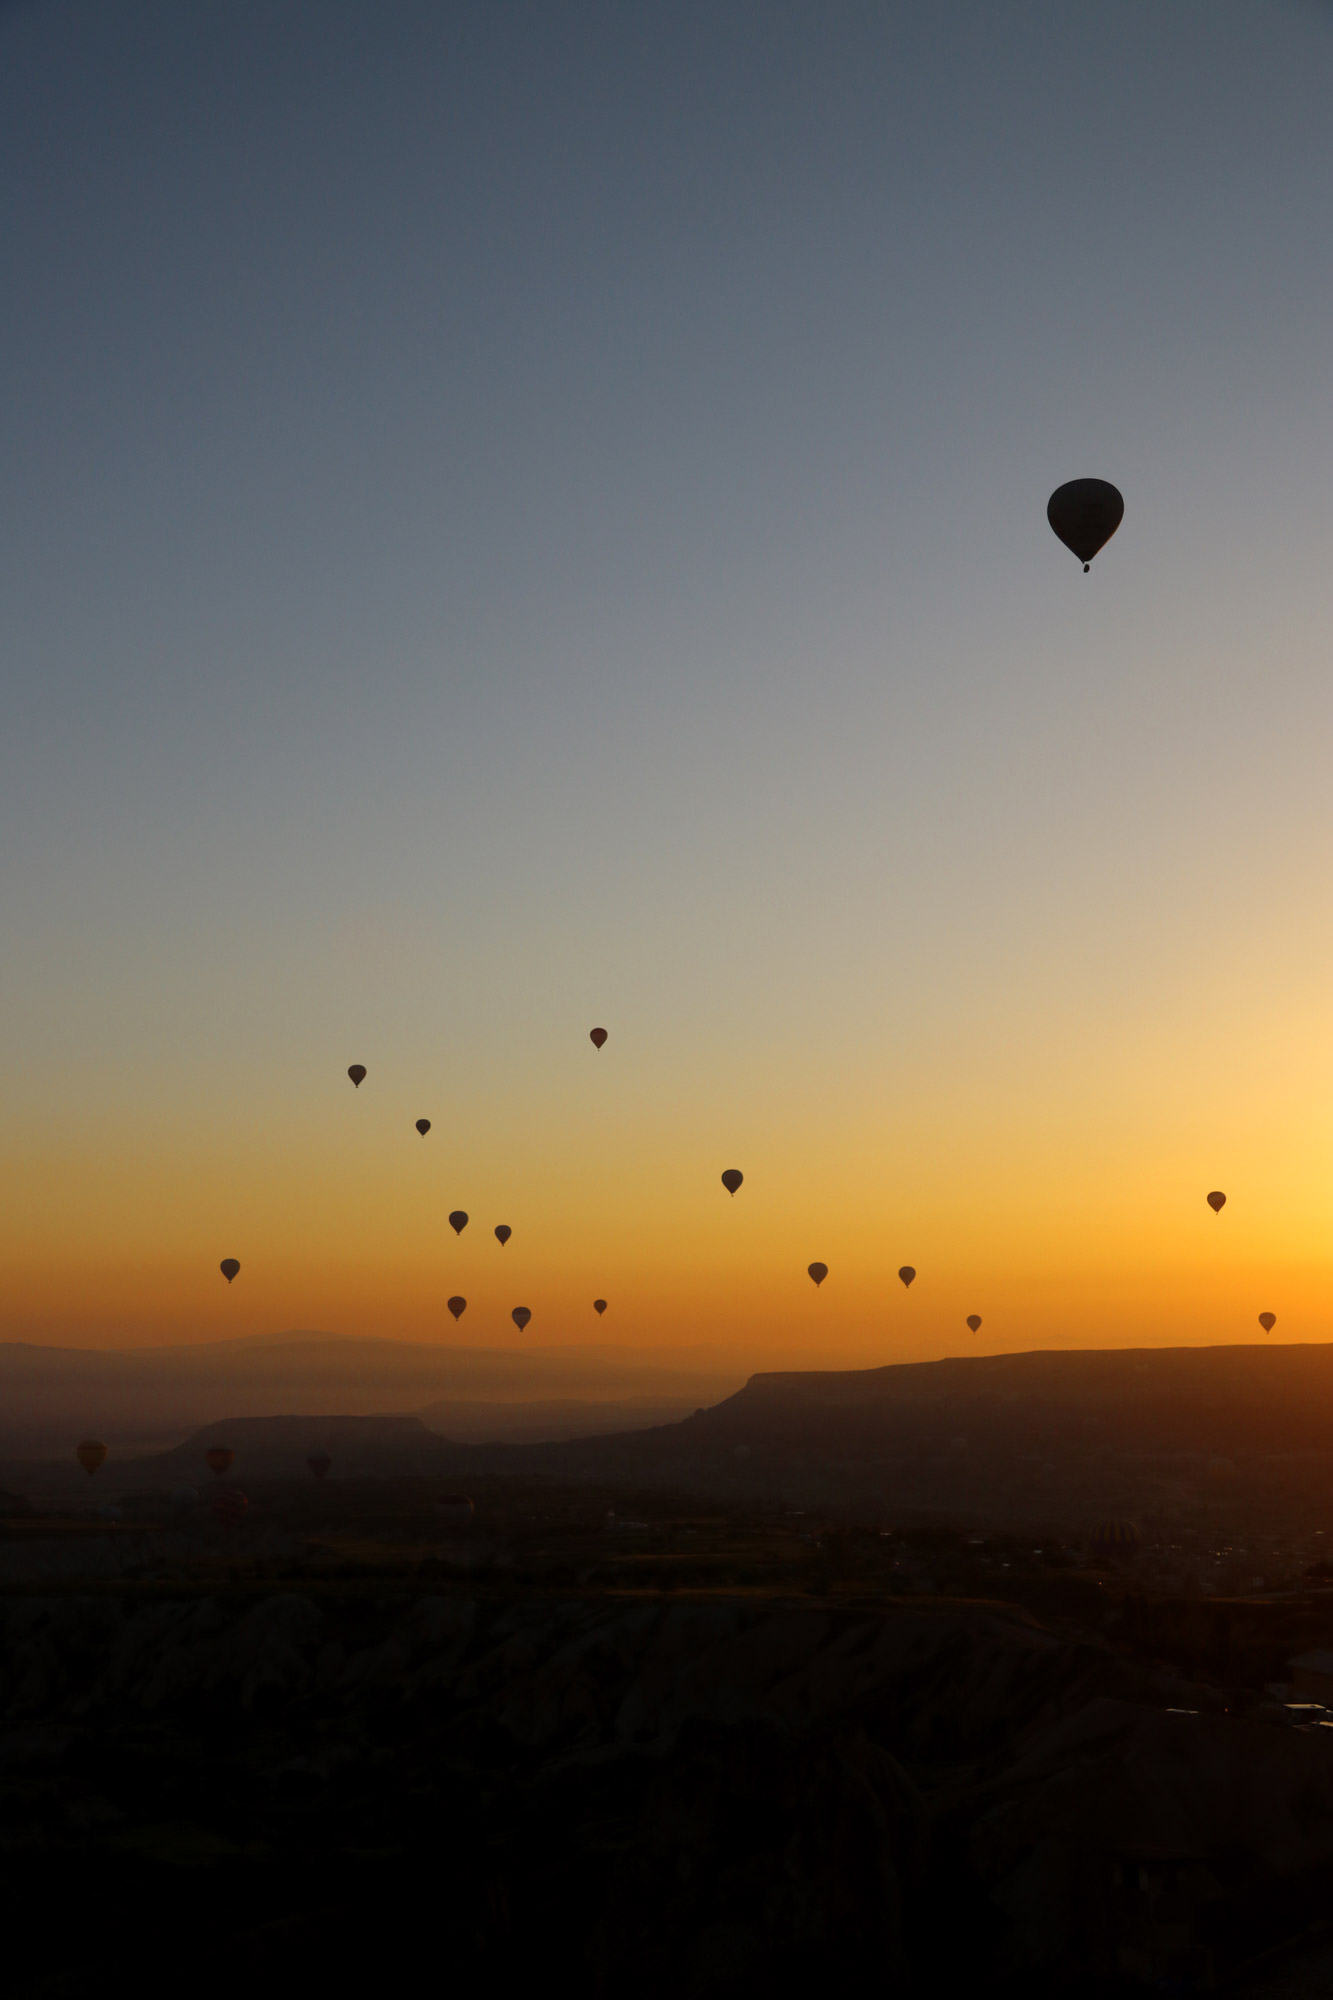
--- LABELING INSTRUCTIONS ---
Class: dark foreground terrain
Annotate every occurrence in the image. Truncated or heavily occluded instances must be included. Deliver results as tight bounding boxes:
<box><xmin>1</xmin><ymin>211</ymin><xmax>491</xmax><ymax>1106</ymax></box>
<box><xmin>6</xmin><ymin>1474</ymin><xmax>1333</xmax><ymax>1997</ymax></box>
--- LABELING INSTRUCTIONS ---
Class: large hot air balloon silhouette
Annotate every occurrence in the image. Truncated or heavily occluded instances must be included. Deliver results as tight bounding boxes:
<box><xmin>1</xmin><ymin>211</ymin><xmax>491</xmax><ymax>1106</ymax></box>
<box><xmin>307</xmin><ymin>1452</ymin><xmax>332</xmax><ymax>1481</ymax></box>
<box><xmin>1047</xmin><ymin>479</ymin><xmax>1124</xmax><ymax>572</ymax></box>
<box><xmin>898</xmin><ymin>1267</ymin><xmax>916</xmax><ymax>1289</ymax></box>
<box><xmin>416</xmin><ymin>1118</ymin><xmax>431</xmax><ymax>1137</ymax></box>
<box><xmin>589</xmin><ymin>1028</ymin><xmax>608</xmax><ymax>1049</ymax></box>
<box><xmin>593</xmin><ymin>1299</ymin><xmax>607</xmax><ymax>1316</ymax></box>
<box><xmin>1259</xmin><ymin>1312</ymin><xmax>1276</xmax><ymax>1334</ymax></box>
<box><xmin>966</xmin><ymin>1315</ymin><xmax>982</xmax><ymax>1334</ymax></box>
<box><xmin>511</xmin><ymin>1306</ymin><xmax>532</xmax><ymax>1331</ymax></box>
<box><xmin>1206</xmin><ymin>1191</ymin><xmax>1226</xmax><ymax>1214</ymax></box>
<box><xmin>212</xmin><ymin>1488</ymin><xmax>248</xmax><ymax>1526</ymax></box>
<box><xmin>220</xmin><ymin>1258</ymin><xmax>240</xmax><ymax>1284</ymax></box>
<box><xmin>447</xmin><ymin>1296</ymin><xmax>467</xmax><ymax>1321</ymax></box>
<box><xmin>494</xmin><ymin>1225</ymin><xmax>511</xmax><ymax>1246</ymax></box>
<box><xmin>1089</xmin><ymin>1519</ymin><xmax>1140</xmax><ymax>1562</ymax></box>
<box><xmin>204</xmin><ymin>1446</ymin><xmax>234</xmax><ymax>1477</ymax></box>
<box><xmin>807</xmin><ymin>1263</ymin><xmax>828</xmax><ymax>1287</ymax></box>
<box><xmin>347</xmin><ymin>1064</ymin><xmax>366</xmax><ymax>1088</ymax></box>
<box><xmin>721</xmin><ymin>1169</ymin><xmax>744</xmax><ymax>1196</ymax></box>
<box><xmin>76</xmin><ymin>1440</ymin><xmax>107</xmax><ymax>1476</ymax></box>
<box><xmin>437</xmin><ymin>1495</ymin><xmax>474</xmax><ymax>1527</ymax></box>
<box><xmin>449</xmin><ymin>1211</ymin><xmax>468</xmax><ymax>1235</ymax></box>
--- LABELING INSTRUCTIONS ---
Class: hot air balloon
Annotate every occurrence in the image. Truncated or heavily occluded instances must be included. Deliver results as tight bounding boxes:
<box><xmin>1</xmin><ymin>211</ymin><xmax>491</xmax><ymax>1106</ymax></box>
<box><xmin>511</xmin><ymin>1306</ymin><xmax>532</xmax><ymax>1332</ymax></box>
<box><xmin>449</xmin><ymin>1211</ymin><xmax>468</xmax><ymax>1235</ymax></box>
<box><xmin>437</xmin><ymin>1495</ymin><xmax>474</xmax><ymax>1527</ymax></box>
<box><xmin>589</xmin><ymin>1028</ymin><xmax>608</xmax><ymax>1049</ymax></box>
<box><xmin>307</xmin><ymin>1452</ymin><xmax>332</xmax><ymax>1481</ymax></box>
<box><xmin>1207</xmin><ymin>1191</ymin><xmax>1226</xmax><ymax>1214</ymax></box>
<box><xmin>220</xmin><ymin>1258</ymin><xmax>240</xmax><ymax>1283</ymax></box>
<box><xmin>721</xmin><ymin>1169</ymin><xmax>743</xmax><ymax>1195</ymax></box>
<box><xmin>212</xmin><ymin>1488</ymin><xmax>248</xmax><ymax>1527</ymax></box>
<box><xmin>447</xmin><ymin>1296</ymin><xmax>467</xmax><ymax>1321</ymax></box>
<box><xmin>1047</xmin><ymin>479</ymin><xmax>1124</xmax><ymax>572</ymax></box>
<box><xmin>416</xmin><ymin>1119</ymin><xmax>431</xmax><ymax>1137</ymax></box>
<box><xmin>1259</xmin><ymin>1312</ymin><xmax>1276</xmax><ymax>1334</ymax></box>
<box><xmin>593</xmin><ymin>1299</ymin><xmax>607</xmax><ymax>1316</ymax></box>
<box><xmin>807</xmin><ymin>1263</ymin><xmax>828</xmax><ymax>1287</ymax></box>
<box><xmin>1088</xmin><ymin>1519</ymin><xmax>1140</xmax><ymax>1562</ymax></box>
<box><xmin>966</xmin><ymin>1315</ymin><xmax>982</xmax><ymax>1334</ymax></box>
<box><xmin>898</xmin><ymin>1267</ymin><xmax>916</xmax><ymax>1289</ymax></box>
<box><xmin>494</xmin><ymin>1225</ymin><xmax>511</xmax><ymax>1246</ymax></box>
<box><xmin>204</xmin><ymin>1447</ymin><xmax>234</xmax><ymax>1477</ymax></box>
<box><xmin>76</xmin><ymin>1440</ymin><xmax>107</xmax><ymax>1476</ymax></box>
<box><xmin>347</xmin><ymin>1064</ymin><xmax>366</xmax><ymax>1088</ymax></box>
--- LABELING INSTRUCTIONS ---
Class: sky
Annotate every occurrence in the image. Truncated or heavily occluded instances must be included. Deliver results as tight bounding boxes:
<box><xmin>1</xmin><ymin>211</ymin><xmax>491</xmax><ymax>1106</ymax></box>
<box><xmin>2</xmin><ymin>0</ymin><xmax>1332</xmax><ymax>1364</ymax></box>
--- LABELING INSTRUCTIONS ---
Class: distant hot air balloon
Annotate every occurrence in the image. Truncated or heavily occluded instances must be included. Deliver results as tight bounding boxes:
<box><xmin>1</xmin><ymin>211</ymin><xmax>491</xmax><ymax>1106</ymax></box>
<box><xmin>449</xmin><ymin>1211</ymin><xmax>468</xmax><ymax>1235</ymax></box>
<box><xmin>416</xmin><ymin>1119</ymin><xmax>431</xmax><ymax>1137</ymax></box>
<box><xmin>447</xmin><ymin>1296</ymin><xmax>467</xmax><ymax>1321</ymax></box>
<box><xmin>898</xmin><ymin>1267</ymin><xmax>916</xmax><ymax>1289</ymax></box>
<box><xmin>212</xmin><ymin>1488</ymin><xmax>248</xmax><ymax>1527</ymax></box>
<box><xmin>966</xmin><ymin>1315</ymin><xmax>982</xmax><ymax>1334</ymax></box>
<box><xmin>807</xmin><ymin>1263</ymin><xmax>828</xmax><ymax>1287</ymax></box>
<box><xmin>589</xmin><ymin>1028</ymin><xmax>608</xmax><ymax>1049</ymax></box>
<box><xmin>347</xmin><ymin>1064</ymin><xmax>366</xmax><ymax>1088</ymax></box>
<box><xmin>220</xmin><ymin>1258</ymin><xmax>240</xmax><ymax>1283</ymax></box>
<box><xmin>1259</xmin><ymin>1312</ymin><xmax>1276</xmax><ymax>1334</ymax></box>
<box><xmin>76</xmin><ymin>1439</ymin><xmax>107</xmax><ymax>1476</ymax></box>
<box><xmin>307</xmin><ymin>1452</ymin><xmax>332</xmax><ymax>1481</ymax></box>
<box><xmin>1207</xmin><ymin>1191</ymin><xmax>1226</xmax><ymax>1213</ymax></box>
<box><xmin>511</xmin><ymin>1306</ymin><xmax>532</xmax><ymax>1332</ymax></box>
<box><xmin>494</xmin><ymin>1225</ymin><xmax>511</xmax><ymax>1246</ymax></box>
<box><xmin>437</xmin><ymin>1495</ymin><xmax>474</xmax><ymax>1527</ymax></box>
<box><xmin>1089</xmin><ymin>1519</ymin><xmax>1140</xmax><ymax>1562</ymax></box>
<box><xmin>593</xmin><ymin>1299</ymin><xmax>607</xmax><ymax>1316</ymax></box>
<box><xmin>1047</xmin><ymin>479</ymin><xmax>1124</xmax><ymax>572</ymax></box>
<box><xmin>721</xmin><ymin>1169</ymin><xmax>744</xmax><ymax>1196</ymax></box>
<box><xmin>204</xmin><ymin>1447</ymin><xmax>234</xmax><ymax>1477</ymax></box>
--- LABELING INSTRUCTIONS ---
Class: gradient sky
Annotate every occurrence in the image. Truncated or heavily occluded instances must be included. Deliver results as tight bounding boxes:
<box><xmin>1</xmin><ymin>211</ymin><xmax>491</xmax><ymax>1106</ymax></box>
<box><xmin>3</xmin><ymin>0</ymin><xmax>1332</xmax><ymax>1363</ymax></box>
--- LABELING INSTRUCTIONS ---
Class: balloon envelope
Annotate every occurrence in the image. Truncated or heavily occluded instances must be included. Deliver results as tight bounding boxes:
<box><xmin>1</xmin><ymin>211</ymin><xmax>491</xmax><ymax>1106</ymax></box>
<box><xmin>416</xmin><ymin>1118</ymin><xmax>431</xmax><ymax>1136</ymax></box>
<box><xmin>1089</xmin><ymin>1519</ymin><xmax>1140</xmax><ymax>1561</ymax></box>
<box><xmin>511</xmin><ymin>1306</ymin><xmax>532</xmax><ymax>1331</ymax></box>
<box><xmin>1206</xmin><ymin>1191</ymin><xmax>1226</xmax><ymax>1213</ymax></box>
<box><xmin>593</xmin><ymin>1299</ymin><xmax>607</xmax><ymax>1315</ymax></box>
<box><xmin>437</xmin><ymin>1495</ymin><xmax>474</xmax><ymax>1527</ymax></box>
<box><xmin>1046</xmin><ymin>478</ymin><xmax>1124</xmax><ymax>569</ymax></box>
<box><xmin>204</xmin><ymin>1446</ymin><xmax>234</xmax><ymax>1477</ymax></box>
<box><xmin>212</xmin><ymin>1488</ymin><xmax>248</xmax><ymax>1526</ymax></box>
<box><xmin>76</xmin><ymin>1439</ymin><xmax>107</xmax><ymax>1475</ymax></box>
<box><xmin>447</xmin><ymin>1296</ymin><xmax>467</xmax><ymax>1321</ymax></box>
<box><xmin>1259</xmin><ymin>1312</ymin><xmax>1276</xmax><ymax>1333</ymax></box>
<box><xmin>494</xmin><ymin>1225</ymin><xmax>511</xmax><ymax>1246</ymax></box>
<box><xmin>721</xmin><ymin>1169</ymin><xmax>744</xmax><ymax>1195</ymax></box>
<box><xmin>898</xmin><ymin>1266</ymin><xmax>916</xmax><ymax>1289</ymax></box>
<box><xmin>589</xmin><ymin>1027</ymin><xmax>608</xmax><ymax>1049</ymax></box>
<box><xmin>307</xmin><ymin>1452</ymin><xmax>332</xmax><ymax>1480</ymax></box>
<box><xmin>966</xmin><ymin>1315</ymin><xmax>982</xmax><ymax>1333</ymax></box>
<box><xmin>347</xmin><ymin>1064</ymin><xmax>366</xmax><ymax>1087</ymax></box>
<box><xmin>807</xmin><ymin>1262</ymin><xmax>828</xmax><ymax>1287</ymax></box>
<box><xmin>220</xmin><ymin>1258</ymin><xmax>240</xmax><ymax>1283</ymax></box>
<box><xmin>448</xmin><ymin>1210</ymin><xmax>468</xmax><ymax>1235</ymax></box>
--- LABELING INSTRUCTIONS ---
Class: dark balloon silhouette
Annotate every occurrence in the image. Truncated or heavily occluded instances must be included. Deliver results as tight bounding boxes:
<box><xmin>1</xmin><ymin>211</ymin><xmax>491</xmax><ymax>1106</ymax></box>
<box><xmin>415</xmin><ymin>1118</ymin><xmax>431</xmax><ymax>1137</ymax></box>
<box><xmin>347</xmin><ymin>1064</ymin><xmax>366</xmax><ymax>1088</ymax></box>
<box><xmin>307</xmin><ymin>1452</ymin><xmax>332</xmax><ymax>1481</ymax></box>
<box><xmin>449</xmin><ymin>1211</ymin><xmax>468</xmax><ymax>1235</ymax></box>
<box><xmin>447</xmin><ymin>1296</ymin><xmax>467</xmax><ymax>1321</ymax></box>
<box><xmin>76</xmin><ymin>1440</ymin><xmax>107</xmax><ymax>1475</ymax></box>
<box><xmin>1259</xmin><ymin>1312</ymin><xmax>1276</xmax><ymax>1333</ymax></box>
<box><xmin>219</xmin><ymin>1258</ymin><xmax>240</xmax><ymax>1284</ymax></box>
<box><xmin>1207</xmin><ymin>1190</ymin><xmax>1226</xmax><ymax>1213</ymax></box>
<box><xmin>593</xmin><ymin>1299</ymin><xmax>607</xmax><ymax>1315</ymax></box>
<box><xmin>438</xmin><ymin>1495</ymin><xmax>474</xmax><ymax>1526</ymax></box>
<box><xmin>807</xmin><ymin>1263</ymin><xmax>828</xmax><ymax>1287</ymax></box>
<box><xmin>212</xmin><ymin>1488</ymin><xmax>248</xmax><ymax>1526</ymax></box>
<box><xmin>204</xmin><ymin>1447</ymin><xmax>234</xmax><ymax>1477</ymax></box>
<box><xmin>494</xmin><ymin>1225</ymin><xmax>512</xmax><ymax>1246</ymax></box>
<box><xmin>721</xmin><ymin>1169</ymin><xmax>744</xmax><ymax>1195</ymax></box>
<box><xmin>966</xmin><ymin>1315</ymin><xmax>982</xmax><ymax>1333</ymax></box>
<box><xmin>511</xmin><ymin>1306</ymin><xmax>532</xmax><ymax>1331</ymax></box>
<box><xmin>898</xmin><ymin>1266</ymin><xmax>916</xmax><ymax>1289</ymax></box>
<box><xmin>589</xmin><ymin>1027</ymin><xmax>608</xmax><ymax>1049</ymax></box>
<box><xmin>1089</xmin><ymin>1519</ymin><xmax>1140</xmax><ymax>1561</ymax></box>
<box><xmin>1047</xmin><ymin>478</ymin><xmax>1124</xmax><ymax>571</ymax></box>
